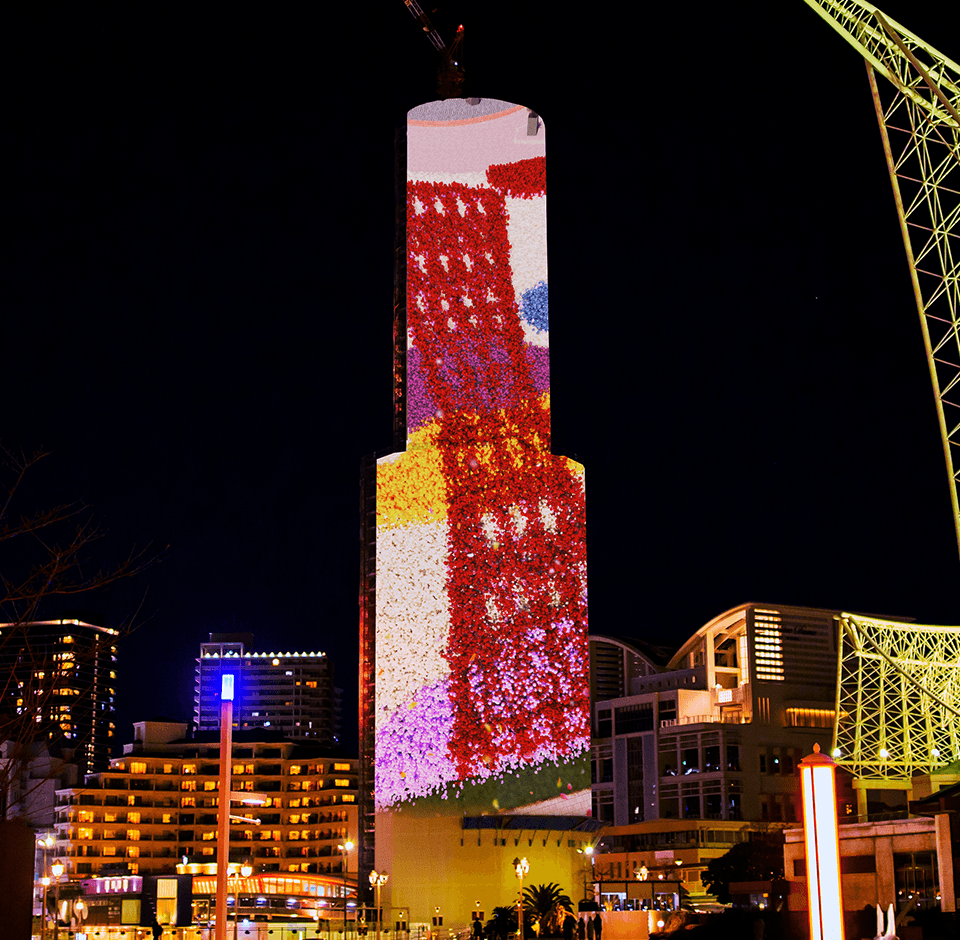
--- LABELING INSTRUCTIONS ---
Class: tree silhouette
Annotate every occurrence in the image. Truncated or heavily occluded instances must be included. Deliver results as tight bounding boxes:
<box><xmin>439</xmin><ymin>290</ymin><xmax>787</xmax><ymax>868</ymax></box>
<box><xmin>0</xmin><ymin>445</ymin><xmax>158</xmax><ymax>809</ymax></box>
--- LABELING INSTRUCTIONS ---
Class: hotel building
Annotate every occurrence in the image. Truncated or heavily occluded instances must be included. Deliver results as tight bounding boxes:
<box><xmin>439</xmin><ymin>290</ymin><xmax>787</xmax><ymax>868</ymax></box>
<box><xmin>53</xmin><ymin>720</ymin><xmax>358</xmax><ymax>879</ymax></box>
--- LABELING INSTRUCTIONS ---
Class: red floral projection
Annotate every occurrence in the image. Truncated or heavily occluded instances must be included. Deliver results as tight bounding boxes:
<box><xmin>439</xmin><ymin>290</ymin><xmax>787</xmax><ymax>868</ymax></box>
<box><xmin>407</xmin><ymin>173</ymin><xmax>589</xmax><ymax>781</ymax></box>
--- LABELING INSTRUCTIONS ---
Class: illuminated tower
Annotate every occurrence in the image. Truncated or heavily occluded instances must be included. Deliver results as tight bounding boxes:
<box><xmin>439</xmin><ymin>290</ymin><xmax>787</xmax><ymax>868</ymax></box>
<box><xmin>360</xmin><ymin>99</ymin><xmax>591</xmax><ymax>919</ymax></box>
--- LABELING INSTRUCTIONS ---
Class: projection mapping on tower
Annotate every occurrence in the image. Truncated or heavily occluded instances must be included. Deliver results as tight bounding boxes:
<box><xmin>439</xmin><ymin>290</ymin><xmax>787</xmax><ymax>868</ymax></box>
<box><xmin>372</xmin><ymin>99</ymin><xmax>590</xmax><ymax>814</ymax></box>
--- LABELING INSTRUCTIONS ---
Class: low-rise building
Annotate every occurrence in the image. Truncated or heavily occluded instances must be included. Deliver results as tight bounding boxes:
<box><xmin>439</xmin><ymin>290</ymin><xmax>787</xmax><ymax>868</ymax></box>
<box><xmin>53</xmin><ymin>721</ymin><xmax>358</xmax><ymax>880</ymax></box>
<box><xmin>590</xmin><ymin>603</ymin><xmax>856</xmax><ymax>902</ymax></box>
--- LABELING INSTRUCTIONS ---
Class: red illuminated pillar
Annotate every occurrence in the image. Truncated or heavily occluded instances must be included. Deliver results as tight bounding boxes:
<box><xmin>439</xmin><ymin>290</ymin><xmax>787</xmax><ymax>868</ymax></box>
<box><xmin>799</xmin><ymin>744</ymin><xmax>845</xmax><ymax>940</ymax></box>
<box><xmin>214</xmin><ymin>672</ymin><xmax>235</xmax><ymax>940</ymax></box>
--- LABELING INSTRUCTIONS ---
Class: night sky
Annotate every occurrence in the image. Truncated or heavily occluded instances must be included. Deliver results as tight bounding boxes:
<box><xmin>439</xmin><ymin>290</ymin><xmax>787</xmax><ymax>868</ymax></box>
<box><xmin>6</xmin><ymin>2</ymin><xmax>960</xmax><ymax>753</ymax></box>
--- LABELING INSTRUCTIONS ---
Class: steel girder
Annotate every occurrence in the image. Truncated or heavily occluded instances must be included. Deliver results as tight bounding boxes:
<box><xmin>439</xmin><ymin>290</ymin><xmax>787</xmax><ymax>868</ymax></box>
<box><xmin>802</xmin><ymin>1</ymin><xmax>960</xmax><ymax>557</ymax></box>
<box><xmin>834</xmin><ymin>613</ymin><xmax>960</xmax><ymax>778</ymax></box>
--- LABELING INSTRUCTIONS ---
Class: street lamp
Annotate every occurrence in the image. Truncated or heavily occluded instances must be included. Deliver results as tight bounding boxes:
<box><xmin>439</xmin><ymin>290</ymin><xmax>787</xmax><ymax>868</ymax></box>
<box><xmin>368</xmin><ymin>870</ymin><xmax>388</xmax><ymax>940</ymax></box>
<box><xmin>40</xmin><ymin>876</ymin><xmax>50</xmax><ymax>940</ymax></box>
<box><xmin>513</xmin><ymin>857</ymin><xmax>529</xmax><ymax>940</ymax></box>
<box><xmin>214</xmin><ymin>672</ymin><xmax>237</xmax><ymax>940</ymax></box>
<box><xmin>233</xmin><ymin>862</ymin><xmax>253</xmax><ymax>940</ymax></box>
<box><xmin>50</xmin><ymin>860</ymin><xmax>64</xmax><ymax>940</ymax></box>
<box><xmin>338</xmin><ymin>840</ymin><xmax>355</xmax><ymax>939</ymax></box>
<box><xmin>37</xmin><ymin>836</ymin><xmax>55</xmax><ymax>940</ymax></box>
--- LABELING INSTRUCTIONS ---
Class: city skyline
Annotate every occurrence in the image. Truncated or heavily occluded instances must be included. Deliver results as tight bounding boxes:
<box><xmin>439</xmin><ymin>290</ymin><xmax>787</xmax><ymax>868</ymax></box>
<box><xmin>7</xmin><ymin>1</ymin><xmax>960</xmax><ymax>752</ymax></box>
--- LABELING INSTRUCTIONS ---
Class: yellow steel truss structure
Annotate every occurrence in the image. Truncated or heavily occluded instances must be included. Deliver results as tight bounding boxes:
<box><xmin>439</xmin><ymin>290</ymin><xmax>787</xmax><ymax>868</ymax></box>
<box><xmin>834</xmin><ymin>613</ymin><xmax>960</xmax><ymax>778</ymax></box>
<box><xmin>803</xmin><ymin>1</ymin><xmax>960</xmax><ymax>555</ymax></box>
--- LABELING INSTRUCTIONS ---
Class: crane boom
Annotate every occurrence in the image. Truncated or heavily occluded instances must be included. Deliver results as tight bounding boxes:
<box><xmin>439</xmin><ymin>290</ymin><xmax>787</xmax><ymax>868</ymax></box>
<box><xmin>403</xmin><ymin>0</ymin><xmax>465</xmax><ymax>97</ymax></box>
<box><xmin>802</xmin><ymin>1</ymin><xmax>960</xmax><ymax>559</ymax></box>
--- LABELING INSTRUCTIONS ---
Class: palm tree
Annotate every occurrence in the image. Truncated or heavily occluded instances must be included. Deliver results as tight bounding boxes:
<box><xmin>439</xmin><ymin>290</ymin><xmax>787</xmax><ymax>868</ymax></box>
<box><xmin>487</xmin><ymin>905</ymin><xmax>518</xmax><ymax>940</ymax></box>
<box><xmin>522</xmin><ymin>884</ymin><xmax>574</xmax><ymax>936</ymax></box>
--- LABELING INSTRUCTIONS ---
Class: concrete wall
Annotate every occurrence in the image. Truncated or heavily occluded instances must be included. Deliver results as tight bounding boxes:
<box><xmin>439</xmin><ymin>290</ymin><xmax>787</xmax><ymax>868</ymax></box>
<box><xmin>377</xmin><ymin>813</ymin><xmax>590</xmax><ymax>931</ymax></box>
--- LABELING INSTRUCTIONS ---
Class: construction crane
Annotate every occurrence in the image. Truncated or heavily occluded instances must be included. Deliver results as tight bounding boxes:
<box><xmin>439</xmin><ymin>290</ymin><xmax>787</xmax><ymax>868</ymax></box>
<box><xmin>801</xmin><ymin>2</ymin><xmax>960</xmax><ymax>788</ymax></box>
<box><xmin>801</xmin><ymin>1</ymin><xmax>960</xmax><ymax>557</ymax></box>
<box><xmin>403</xmin><ymin>0</ymin><xmax>465</xmax><ymax>98</ymax></box>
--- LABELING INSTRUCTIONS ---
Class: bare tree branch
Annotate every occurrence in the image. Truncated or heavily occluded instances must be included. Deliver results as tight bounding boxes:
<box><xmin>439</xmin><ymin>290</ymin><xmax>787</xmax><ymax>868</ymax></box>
<box><xmin>0</xmin><ymin>443</ymin><xmax>163</xmax><ymax>817</ymax></box>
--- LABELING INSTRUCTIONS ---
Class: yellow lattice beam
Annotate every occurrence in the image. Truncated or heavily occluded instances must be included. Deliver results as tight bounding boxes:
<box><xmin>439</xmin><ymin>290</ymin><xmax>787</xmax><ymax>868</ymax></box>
<box><xmin>803</xmin><ymin>1</ymin><xmax>960</xmax><ymax>558</ymax></box>
<box><xmin>834</xmin><ymin>613</ymin><xmax>960</xmax><ymax>779</ymax></box>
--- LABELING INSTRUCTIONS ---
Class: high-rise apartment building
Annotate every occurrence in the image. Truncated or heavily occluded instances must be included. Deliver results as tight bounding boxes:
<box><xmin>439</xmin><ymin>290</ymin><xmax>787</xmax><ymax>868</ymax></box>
<box><xmin>194</xmin><ymin>634</ymin><xmax>338</xmax><ymax>745</ymax></box>
<box><xmin>0</xmin><ymin>618</ymin><xmax>118</xmax><ymax>776</ymax></box>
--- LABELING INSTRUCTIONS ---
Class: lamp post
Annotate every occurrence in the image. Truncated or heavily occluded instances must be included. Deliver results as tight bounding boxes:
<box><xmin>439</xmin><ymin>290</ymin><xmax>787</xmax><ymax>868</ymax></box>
<box><xmin>368</xmin><ymin>870</ymin><xmax>388</xmax><ymax>940</ymax></box>
<box><xmin>799</xmin><ymin>744</ymin><xmax>845</xmax><ymax>940</ymax></box>
<box><xmin>37</xmin><ymin>835</ymin><xmax>55</xmax><ymax>940</ymax></box>
<box><xmin>233</xmin><ymin>862</ymin><xmax>253</xmax><ymax>940</ymax></box>
<box><xmin>338</xmin><ymin>840</ymin><xmax>354</xmax><ymax>939</ymax></box>
<box><xmin>214</xmin><ymin>672</ymin><xmax>236</xmax><ymax>940</ymax></box>
<box><xmin>40</xmin><ymin>876</ymin><xmax>50</xmax><ymax>940</ymax></box>
<box><xmin>51</xmin><ymin>860</ymin><xmax>64</xmax><ymax>940</ymax></box>
<box><xmin>513</xmin><ymin>857</ymin><xmax>529</xmax><ymax>940</ymax></box>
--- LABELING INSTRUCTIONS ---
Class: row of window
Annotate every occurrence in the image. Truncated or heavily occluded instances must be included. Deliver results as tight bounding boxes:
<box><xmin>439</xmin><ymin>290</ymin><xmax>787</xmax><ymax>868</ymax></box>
<box><xmin>121</xmin><ymin>761</ymin><xmax>352</xmax><ymax>775</ymax></box>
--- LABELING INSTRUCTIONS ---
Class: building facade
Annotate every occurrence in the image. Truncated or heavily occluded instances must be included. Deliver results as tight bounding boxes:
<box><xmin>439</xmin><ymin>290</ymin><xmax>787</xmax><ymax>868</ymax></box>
<box><xmin>195</xmin><ymin>633</ymin><xmax>338</xmax><ymax>745</ymax></box>
<box><xmin>590</xmin><ymin>603</ymin><xmax>851</xmax><ymax>902</ymax></box>
<box><xmin>361</xmin><ymin>97</ymin><xmax>591</xmax><ymax>928</ymax></box>
<box><xmin>53</xmin><ymin>721</ymin><xmax>358</xmax><ymax>880</ymax></box>
<box><xmin>0</xmin><ymin>618</ymin><xmax>118</xmax><ymax>776</ymax></box>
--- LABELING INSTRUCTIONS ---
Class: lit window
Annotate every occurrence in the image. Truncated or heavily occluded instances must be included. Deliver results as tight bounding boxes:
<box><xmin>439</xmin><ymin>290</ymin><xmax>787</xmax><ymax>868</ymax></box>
<box><xmin>181</xmin><ymin>781</ymin><xmax>197</xmax><ymax>791</ymax></box>
<box><xmin>78</xmin><ymin>828</ymin><xmax>93</xmax><ymax>840</ymax></box>
<box><xmin>180</xmin><ymin>797</ymin><xmax>196</xmax><ymax>808</ymax></box>
<box><xmin>203</xmin><ymin>781</ymin><xmax>217</xmax><ymax>791</ymax></box>
<box><xmin>127</xmin><ymin>796</ymin><xmax>136</xmax><ymax>807</ymax></box>
<box><xmin>128</xmin><ymin>813</ymin><xmax>141</xmax><ymax>824</ymax></box>
<box><xmin>183</xmin><ymin>764</ymin><xmax>197</xmax><ymax>775</ymax></box>
<box><xmin>334</xmin><ymin>779</ymin><xmax>350</xmax><ymax>788</ymax></box>
<box><xmin>333</xmin><ymin>763</ymin><xmax>351</xmax><ymax>772</ymax></box>
<box><xmin>163</xmin><ymin>764</ymin><xmax>174</xmax><ymax>774</ymax></box>
<box><xmin>78</xmin><ymin>811</ymin><xmax>94</xmax><ymax>823</ymax></box>
<box><xmin>130</xmin><ymin>762</ymin><xmax>146</xmax><ymax>774</ymax></box>
<box><xmin>162</xmin><ymin>814</ymin><xmax>173</xmax><ymax>824</ymax></box>
<box><xmin>289</xmin><ymin>815</ymin><xmax>300</xmax><ymax>825</ymax></box>
<box><xmin>127</xmin><ymin>846</ymin><xmax>140</xmax><ymax>858</ymax></box>
<box><xmin>290</xmin><ymin>766</ymin><xmax>302</xmax><ymax>775</ymax></box>
<box><xmin>127</xmin><ymin>830</ymin><xmax>141</xmax><ymax>842</ymax></box>
<box><xmin>202</xmin><ymin>832</ymin><xmax>216</xmax><ymax>841</ymax></box>
<box><xmin>102</xmin><ymin>846</ymin><xmax>117</xmax><ymax>856</ymax></box>
<box><xmin>306</xmin><ymin>681</ymin><xmax>317</xmax><ymax>689</ymax></box>
<box><xmin>202</xmin><ymin>847</ymin><xmax>215</xmax><ymax>856</ymax></box>
<box><xmin>342</xmin><ymin>794</ymin><xmax>355</xmax><ymax>803</ymax></box>
<box><xmin>104</xmin><ymin>812</ymin><xmax>117</xmax><ymax>823</ymax></box>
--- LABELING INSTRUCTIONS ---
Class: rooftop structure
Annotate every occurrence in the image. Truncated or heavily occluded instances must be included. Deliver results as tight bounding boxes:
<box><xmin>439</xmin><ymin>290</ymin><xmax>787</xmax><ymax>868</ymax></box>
<box><xmin>195</xmin><ymin>633</ymin><xmax>338</xmax><ymax>745</ymax></box>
